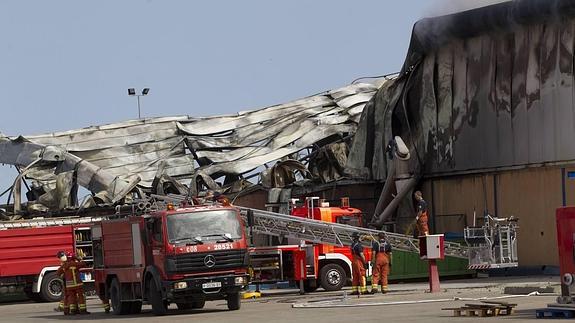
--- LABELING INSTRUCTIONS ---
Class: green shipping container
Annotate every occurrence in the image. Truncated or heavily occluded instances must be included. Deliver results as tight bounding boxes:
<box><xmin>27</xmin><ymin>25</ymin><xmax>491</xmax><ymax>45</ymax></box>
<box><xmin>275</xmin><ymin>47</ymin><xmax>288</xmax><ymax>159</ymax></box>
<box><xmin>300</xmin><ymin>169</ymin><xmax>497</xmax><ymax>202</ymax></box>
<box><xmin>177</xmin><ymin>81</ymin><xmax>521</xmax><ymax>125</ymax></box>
<box><xmin>385</xmin><ymin>249</ymin><xmax>472</xmax><ymax>280</ymax></box>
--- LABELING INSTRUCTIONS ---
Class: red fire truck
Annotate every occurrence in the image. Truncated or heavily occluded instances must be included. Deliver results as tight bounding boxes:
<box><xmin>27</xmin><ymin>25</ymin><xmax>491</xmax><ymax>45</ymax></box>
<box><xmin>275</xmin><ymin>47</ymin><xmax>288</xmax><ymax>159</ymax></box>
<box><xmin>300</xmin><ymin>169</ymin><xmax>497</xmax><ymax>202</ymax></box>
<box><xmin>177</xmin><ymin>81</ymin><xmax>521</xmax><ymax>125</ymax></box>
<box><xmin>249</xmin><ymin>198</ymin><xmax>372</xmax><ymax>292</ymax></box>
<box><xmin>92</xmin><ymin>203</ymin><xmax>250</xmax><ymax>315</ymax></box>
<box><xmin>0</xmin><ymin>217</ymin><xmax>102</xmax><ymax>302</ymax></box>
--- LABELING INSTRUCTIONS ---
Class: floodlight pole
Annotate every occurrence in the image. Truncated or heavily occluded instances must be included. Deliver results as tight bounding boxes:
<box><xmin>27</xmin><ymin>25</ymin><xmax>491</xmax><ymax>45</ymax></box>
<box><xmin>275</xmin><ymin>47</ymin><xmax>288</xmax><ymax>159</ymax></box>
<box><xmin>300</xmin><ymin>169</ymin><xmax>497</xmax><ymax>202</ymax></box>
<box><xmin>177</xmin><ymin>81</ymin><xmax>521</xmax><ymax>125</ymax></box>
<box><xmin>128</xmin><ymin>88</ymin><xmax>148</xmax><ymax>119</ymax></box>
<box><xmin>137</xmin><ymin>95</ymin><xmax>141</xmax><ymax>119</ymax></box>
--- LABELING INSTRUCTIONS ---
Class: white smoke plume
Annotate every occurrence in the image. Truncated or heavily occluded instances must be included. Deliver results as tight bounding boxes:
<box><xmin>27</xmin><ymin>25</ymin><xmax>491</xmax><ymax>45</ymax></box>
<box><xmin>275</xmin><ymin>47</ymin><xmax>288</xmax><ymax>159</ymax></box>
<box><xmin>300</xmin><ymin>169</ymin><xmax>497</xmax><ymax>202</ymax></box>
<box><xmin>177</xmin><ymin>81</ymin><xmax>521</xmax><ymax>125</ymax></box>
<box><xmin>424</xmin><ymin>0</ymin><xmax>511</xmax><ymax>17</ymax></box>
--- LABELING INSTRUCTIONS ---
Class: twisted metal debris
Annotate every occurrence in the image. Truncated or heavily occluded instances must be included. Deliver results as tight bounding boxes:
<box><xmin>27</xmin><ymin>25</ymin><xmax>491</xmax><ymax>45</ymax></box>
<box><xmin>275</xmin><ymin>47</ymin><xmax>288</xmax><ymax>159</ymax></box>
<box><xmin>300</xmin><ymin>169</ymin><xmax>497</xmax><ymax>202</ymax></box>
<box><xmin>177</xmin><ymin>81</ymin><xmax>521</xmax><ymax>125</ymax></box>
<box><xmin>0</xmin><ymin>80</ymin><xmax>388</xmax><ymax>218</ymax></box>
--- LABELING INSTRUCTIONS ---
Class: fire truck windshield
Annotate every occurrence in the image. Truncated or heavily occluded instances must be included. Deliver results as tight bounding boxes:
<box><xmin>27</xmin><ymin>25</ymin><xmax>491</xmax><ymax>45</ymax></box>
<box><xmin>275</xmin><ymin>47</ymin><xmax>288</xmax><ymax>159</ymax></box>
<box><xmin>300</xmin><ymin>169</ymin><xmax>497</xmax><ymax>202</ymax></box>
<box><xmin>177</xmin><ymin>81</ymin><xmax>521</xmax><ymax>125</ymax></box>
<box><xmin>167</xmin><ymin>210</ymin><xmax>242</xmax><ymax>244</ymax></box>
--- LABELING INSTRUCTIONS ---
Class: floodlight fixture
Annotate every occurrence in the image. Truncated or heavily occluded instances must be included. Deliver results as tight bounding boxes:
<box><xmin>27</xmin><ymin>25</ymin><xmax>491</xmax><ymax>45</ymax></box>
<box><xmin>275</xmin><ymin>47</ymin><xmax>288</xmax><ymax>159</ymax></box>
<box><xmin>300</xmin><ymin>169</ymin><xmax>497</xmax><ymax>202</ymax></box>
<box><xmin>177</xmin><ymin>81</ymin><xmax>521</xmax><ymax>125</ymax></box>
<box><xmin>127</xmin><ymin>87</ymin><xmax>150</xmax><ymax>119</ymax></box>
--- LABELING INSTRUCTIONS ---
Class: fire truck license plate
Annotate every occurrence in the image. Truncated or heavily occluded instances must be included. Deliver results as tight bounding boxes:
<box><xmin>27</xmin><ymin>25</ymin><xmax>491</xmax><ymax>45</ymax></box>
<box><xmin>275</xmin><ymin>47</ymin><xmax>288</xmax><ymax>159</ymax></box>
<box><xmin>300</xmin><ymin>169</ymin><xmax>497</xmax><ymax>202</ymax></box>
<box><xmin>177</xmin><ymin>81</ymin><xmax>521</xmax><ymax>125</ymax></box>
<box><xmin>202</xmin><ymin>282</ymin><xmax>221</xmax><ymax>289</ymax></box>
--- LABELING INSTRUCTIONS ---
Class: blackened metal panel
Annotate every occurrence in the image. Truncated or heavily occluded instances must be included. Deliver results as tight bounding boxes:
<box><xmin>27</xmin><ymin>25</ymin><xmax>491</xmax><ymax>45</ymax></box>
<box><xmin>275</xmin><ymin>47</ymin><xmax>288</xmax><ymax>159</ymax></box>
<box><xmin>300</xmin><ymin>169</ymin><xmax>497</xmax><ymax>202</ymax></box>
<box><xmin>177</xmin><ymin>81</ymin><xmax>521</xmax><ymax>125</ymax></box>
<box><xmin>479</xmin><ymin>35</ymin><xmax>499</xmax><ymax>169</ymax></box>
<box><xmin>494</xmin><ymin>33</ymin><xmax>514</xmax><ymax>167</ymax></box>
<box><xmin>511</xmin><ymin>26</ymin><xmax>530</xmax><ymax>164</ymax></box>
<box><xmin>451</xmin><ymin>40</ymin><xmax>467</xmax><ymax>141</ymax></box>
<box><xmin>414</xmin><ymin>18</ymin><xmax>575</xmax><ymax>176</ymax></box>
<box><xmin>540</xmin><ymin>23</ymin><xmax>560</xmax><ymax>161</ymax></box>
<box><xmin>420</xmin><ymin>52</ymin><xmax>438</xmax><ymax>168</ymax></box>
<box><xmin>436</xmin><ymin>46</ymin><xmax>454</xmax><ymax>168</ymax></box>
<box><xmin>456</xmin><ymin>37</ymin><xmax>484</xmax><ymax>172</ymax></box>
<box><xmin>556</xmin><ymin>20</ymin><xmax>575</xmax><ymax>159</ymax></box>
<box><xmin>526</xmin><ymin>24</ymin><xmax>544</xmax><ymax>164</ymax></box>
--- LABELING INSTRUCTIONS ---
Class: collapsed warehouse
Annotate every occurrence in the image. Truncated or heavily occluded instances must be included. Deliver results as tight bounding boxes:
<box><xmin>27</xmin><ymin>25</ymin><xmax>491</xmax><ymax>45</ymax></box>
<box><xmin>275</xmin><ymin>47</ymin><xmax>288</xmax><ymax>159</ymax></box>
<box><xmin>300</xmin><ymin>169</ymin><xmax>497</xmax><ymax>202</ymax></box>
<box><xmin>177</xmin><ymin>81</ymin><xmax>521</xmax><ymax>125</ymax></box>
<box><xmin>2</xmin><ymin>0</ymin><xmax>575</xmax><ymax>268</ymax></box>
<box><xmin>0</xmin><ymin>80</ymin><xmax>386</xmax><ymax>220</ymax></box>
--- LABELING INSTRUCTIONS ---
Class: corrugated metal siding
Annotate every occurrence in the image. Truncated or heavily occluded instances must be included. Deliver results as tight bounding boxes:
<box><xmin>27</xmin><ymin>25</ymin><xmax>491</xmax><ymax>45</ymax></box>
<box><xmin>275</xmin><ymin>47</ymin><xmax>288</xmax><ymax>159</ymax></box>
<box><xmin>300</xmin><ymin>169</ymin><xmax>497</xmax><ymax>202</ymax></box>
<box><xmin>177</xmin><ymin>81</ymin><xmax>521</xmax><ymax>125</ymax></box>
<box><xmin>419</xmin><ymin>19</ymin><xmax>575</xmax><ymax>175</ymax></box>
<box><xmin>422</xmin><ymin>167</ymin><xmax>565</xmax><ymax>266</ymax></box>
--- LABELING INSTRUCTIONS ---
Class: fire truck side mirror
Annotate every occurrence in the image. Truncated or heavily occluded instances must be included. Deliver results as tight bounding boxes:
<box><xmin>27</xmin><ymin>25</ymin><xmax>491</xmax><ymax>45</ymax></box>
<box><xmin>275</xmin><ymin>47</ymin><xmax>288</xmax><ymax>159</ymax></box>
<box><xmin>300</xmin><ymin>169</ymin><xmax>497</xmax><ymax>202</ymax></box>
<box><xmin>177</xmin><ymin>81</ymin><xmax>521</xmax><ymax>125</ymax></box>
<box><xmin>146</xmin><ymin>218</ymin><xmax>154</xmax><ymax>231</ymax></box>
<box><xmin>247</xmin><ymin>210</ymin><xmax>254</xmax><ymax>227</ymax></box>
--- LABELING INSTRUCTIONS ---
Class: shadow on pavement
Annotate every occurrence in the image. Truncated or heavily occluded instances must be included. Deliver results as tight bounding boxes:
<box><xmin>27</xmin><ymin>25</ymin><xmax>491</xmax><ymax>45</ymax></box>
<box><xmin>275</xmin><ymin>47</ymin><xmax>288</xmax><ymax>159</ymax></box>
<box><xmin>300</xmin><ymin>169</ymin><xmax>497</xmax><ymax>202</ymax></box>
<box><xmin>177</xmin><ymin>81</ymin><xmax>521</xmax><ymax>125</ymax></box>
<box><xmin>29</xmin><ymin>308</ymin><xmax>230</xmax><ymax>320</ymax></box>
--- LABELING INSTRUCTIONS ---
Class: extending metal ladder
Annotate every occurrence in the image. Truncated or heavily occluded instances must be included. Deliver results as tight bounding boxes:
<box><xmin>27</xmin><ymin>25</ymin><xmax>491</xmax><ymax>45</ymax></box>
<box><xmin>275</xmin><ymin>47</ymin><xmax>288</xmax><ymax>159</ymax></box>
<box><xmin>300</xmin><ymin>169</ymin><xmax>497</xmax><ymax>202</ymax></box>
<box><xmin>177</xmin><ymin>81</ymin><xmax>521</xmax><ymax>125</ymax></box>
<box><xmin>237</xmin><ymin>206</ymin><xmax>468</xmax><ymax>259</ymax></box>
<box><xmin>0</xmin><ymin>201</ymin><xmax>469</xmax><ymax>259</ymax></box>
<box><xmin>0</xmin><ymin>216</ymin><xmax>107</xmax><ymax>229</ymax></box>
<box><xmin>498</xmin><ymin>225</ymin><xmax>517</xmax><ymax>263</ymax></box>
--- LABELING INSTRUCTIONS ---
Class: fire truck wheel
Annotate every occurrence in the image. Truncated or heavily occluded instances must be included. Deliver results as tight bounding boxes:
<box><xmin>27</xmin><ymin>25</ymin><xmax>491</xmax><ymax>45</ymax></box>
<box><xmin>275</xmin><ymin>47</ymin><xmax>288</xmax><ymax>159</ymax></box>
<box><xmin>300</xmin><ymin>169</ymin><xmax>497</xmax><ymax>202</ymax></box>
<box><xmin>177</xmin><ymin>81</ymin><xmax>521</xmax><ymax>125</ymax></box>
<box><xmin>319</xmin><ymin>263</ymin><xmax>346</xmax><ymax>291</ymax></box>
<box><xmin>110</xmin><ymin>278</ymin><xmax>131</xmax><ymax>315</ymax></box>
<box><xmin>227</xmin><ymin>292</ymin><xmax>241</xmax><ymax>310</ymax></box>
<box><xmin>128</xmin><ymin>301</ymin><xmax>142</xmax><ymax>314</ymax></box>
<box><xmin>39</xmin><ymin>272</ymin><xmax>63</xmax><ymax>302</ymax></box>
<box><xmin>149</xmin><ymin>279</ymin><xmax>168</xmax><ymax>315</ymax></box>
<box><xmin>25</xmin><ymin>289</ymin><xmax>43</xmax><ymax>302</ymax></box>
<box><xmin>303</xmin><ymin>280</ymin><xmax>318</xmax><ymax>293</ymax></box>
<box><xmin>192</xmin><ymin>299</ymin><xmax>206</xmax><ymax>309</ymax></box>
<box><xmin>176</xmin><ymin>303</ymin><xmax>192</xmax><ymax>310</ymax></box>
<box><xmin>110</xmin><ymin>278</ymin><xmax>130</xmax><ymax>315</ymax></box>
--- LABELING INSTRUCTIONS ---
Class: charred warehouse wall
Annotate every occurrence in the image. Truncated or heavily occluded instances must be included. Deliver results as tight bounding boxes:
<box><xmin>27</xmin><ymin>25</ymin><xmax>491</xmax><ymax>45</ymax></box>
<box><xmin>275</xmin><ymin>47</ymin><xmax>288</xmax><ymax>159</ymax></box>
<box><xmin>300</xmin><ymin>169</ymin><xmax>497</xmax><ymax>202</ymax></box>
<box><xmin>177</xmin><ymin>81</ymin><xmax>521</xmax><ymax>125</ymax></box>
<box><xmin>347</xmin><ymin>0</ymin><xmax>575</xmax><ymax>267</ymax></box>
<box><xmin>413</xmin><ymin>1</ymin><xmax>575</xmax><ymax>267</ymax></box>
<box><xmin>417</xmin><ymin>8</ymin><xmax>575</xmax><ymax>174</ymax></box>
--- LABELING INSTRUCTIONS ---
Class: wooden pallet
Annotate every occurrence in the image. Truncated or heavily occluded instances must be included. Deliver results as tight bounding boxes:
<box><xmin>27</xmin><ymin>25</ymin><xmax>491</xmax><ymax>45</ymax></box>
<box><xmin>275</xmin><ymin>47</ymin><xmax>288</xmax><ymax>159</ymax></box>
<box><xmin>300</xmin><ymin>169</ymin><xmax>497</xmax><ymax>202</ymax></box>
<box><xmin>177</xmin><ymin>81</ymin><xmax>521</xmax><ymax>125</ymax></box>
<box><xmin>442</xmin><ymin>302</ymin><xmax>516</xmax><ymax>317</ymax></box>
<box><xmin>536</xmin><ymin>307</ymin><xmax>575</xmax><ymax>319</ymax></box>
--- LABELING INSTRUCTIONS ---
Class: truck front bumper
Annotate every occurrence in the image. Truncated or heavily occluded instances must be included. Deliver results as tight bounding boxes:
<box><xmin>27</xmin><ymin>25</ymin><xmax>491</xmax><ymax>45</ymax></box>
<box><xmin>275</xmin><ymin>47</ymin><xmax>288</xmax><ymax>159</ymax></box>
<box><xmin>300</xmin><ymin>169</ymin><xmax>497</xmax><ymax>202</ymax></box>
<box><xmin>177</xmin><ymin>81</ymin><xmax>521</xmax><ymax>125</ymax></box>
<box><xmin>165</xmin><ymin>274</ymin><xmax>249</xmax><ymax>301</ymax></box>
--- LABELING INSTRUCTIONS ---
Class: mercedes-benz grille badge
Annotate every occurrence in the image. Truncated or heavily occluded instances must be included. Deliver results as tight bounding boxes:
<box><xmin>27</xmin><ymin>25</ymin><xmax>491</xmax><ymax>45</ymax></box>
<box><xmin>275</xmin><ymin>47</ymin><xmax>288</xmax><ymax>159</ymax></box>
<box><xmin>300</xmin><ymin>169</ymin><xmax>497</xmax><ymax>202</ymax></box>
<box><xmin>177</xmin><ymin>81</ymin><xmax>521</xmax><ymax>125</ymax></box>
<box><xmin>204</xmin><ymin>255</ymin><xmax>216</xmax><ymax>268</ymax></box>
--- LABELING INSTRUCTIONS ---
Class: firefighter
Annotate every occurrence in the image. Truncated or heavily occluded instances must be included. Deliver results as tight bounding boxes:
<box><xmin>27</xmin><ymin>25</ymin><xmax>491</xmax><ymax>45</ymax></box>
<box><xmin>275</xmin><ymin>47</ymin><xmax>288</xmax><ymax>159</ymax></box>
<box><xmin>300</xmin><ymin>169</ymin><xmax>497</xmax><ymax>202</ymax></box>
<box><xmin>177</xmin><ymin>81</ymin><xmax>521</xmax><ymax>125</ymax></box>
<box><xmin>370</xmin><ymin>232</ymin><xmax>392</xmax><ymax>294</ymax></box>
<box><xmin>56</xmin><ymin>251</ymin><xmax>89</xmax><ymax>315</ymax></box>
<box><xmin>350</xmin><ymin>232</ymin><xmax>367</xmax><ymax>295</ymax></box>
<box><xmin>414</xmin><ymin>191</ymin><xmax>429</xmax><ymax>236</ymax></box>
<box><xmin>213</xmin><ymin>191</ymin><xmax>231</xmax><ymax>206</ymax></box>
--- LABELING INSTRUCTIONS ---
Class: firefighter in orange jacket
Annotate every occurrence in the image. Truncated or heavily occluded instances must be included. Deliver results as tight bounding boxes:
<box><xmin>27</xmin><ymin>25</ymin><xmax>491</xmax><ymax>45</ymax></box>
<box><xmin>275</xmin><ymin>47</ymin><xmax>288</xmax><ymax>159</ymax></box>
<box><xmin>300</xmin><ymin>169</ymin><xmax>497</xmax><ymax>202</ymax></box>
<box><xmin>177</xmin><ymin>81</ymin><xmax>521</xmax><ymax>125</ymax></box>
<box><xmin>414</xmin><ymin>191</ymin><xmax>429</xmax><ymax>236</ymax></box>
<box><xmin>350</xmin><ymin>232</ymin><xmax>367</xmax><ymax>295</ymax></box>
<box><xmin>56</xmin><ymin>251</ymin><xmax>89</xmax><ymax>315</ymax></box>
<box><xmin>370</xmin><ymin>232</ymin><xmax>392</xmax><ymax>294</ymax></box>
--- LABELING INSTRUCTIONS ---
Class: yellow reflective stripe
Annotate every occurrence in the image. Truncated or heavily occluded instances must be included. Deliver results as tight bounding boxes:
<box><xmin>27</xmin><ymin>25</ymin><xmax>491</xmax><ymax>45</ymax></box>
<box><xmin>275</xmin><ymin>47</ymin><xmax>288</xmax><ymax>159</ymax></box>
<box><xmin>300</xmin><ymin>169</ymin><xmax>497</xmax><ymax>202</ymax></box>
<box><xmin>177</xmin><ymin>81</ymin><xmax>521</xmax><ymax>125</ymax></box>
<box><xmin>65</xmin><ymin>282</ymin><xmax>83</xmax><ymax>288</ymax></box>
<box><xmin>70</xmin><ymin>267</ymin><xmax>77</xmax><ymax>285</ymax></box>
<box><xmin>351</xmin><ymin>286</ymin><xmax>358</xmax><ymax>291</ymax></box>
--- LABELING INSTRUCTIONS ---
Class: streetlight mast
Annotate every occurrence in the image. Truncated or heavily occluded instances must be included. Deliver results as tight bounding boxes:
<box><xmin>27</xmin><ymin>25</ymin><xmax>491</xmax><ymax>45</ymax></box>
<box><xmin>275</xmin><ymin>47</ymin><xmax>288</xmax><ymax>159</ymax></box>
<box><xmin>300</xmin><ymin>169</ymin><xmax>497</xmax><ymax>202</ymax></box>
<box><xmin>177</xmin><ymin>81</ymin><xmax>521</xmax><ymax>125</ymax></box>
<box><xmin>128</xmin><ymin>88</ymin><xmax>150</xmax><ymax>119</ymax></box>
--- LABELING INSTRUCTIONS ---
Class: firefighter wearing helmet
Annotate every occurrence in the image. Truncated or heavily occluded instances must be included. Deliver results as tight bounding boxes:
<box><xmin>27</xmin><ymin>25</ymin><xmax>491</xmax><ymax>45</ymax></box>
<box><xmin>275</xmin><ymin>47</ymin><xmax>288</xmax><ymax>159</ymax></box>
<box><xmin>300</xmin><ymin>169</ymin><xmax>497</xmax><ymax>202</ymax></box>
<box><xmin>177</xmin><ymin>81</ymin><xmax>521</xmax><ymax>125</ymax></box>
<box><xmin>350</xmin><ymin>232</ymin><xmax>367</xmax><ymax>295</ymax></box>
<box><xmin>56</xmin><ymin>251</ymin><xmax>89</xmax><ymax>315</ymax></box>
<box><xmin>370</xmin><ymin>232</ymin><xmax>392</xmax><ymax>294</ymax></box>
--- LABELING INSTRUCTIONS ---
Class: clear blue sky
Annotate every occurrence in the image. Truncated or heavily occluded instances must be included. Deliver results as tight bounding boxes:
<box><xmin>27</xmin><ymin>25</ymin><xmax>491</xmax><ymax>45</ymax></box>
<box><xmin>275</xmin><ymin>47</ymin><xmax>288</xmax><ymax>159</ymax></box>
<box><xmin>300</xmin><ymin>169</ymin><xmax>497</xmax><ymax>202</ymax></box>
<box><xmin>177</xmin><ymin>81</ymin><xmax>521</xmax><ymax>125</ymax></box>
<box><xmin>0</xmin><ymin>0</ymin><xmax>504</xmax><ymax>198</ymax></box>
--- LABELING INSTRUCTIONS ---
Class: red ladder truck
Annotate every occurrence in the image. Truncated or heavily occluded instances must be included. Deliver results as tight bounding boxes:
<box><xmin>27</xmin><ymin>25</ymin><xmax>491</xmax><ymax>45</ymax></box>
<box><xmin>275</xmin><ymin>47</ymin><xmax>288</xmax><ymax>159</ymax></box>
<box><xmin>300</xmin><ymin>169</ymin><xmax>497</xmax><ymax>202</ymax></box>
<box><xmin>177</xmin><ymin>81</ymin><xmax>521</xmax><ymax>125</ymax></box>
<box><xmin>241</xmin><ymin>197</ymin><xmax>469</xmax><ymax>293</ymax></box>
<box><xmin>248</xmin><ymin>197</ymin><xmax>371</xmax><ymax>292</ymax></box>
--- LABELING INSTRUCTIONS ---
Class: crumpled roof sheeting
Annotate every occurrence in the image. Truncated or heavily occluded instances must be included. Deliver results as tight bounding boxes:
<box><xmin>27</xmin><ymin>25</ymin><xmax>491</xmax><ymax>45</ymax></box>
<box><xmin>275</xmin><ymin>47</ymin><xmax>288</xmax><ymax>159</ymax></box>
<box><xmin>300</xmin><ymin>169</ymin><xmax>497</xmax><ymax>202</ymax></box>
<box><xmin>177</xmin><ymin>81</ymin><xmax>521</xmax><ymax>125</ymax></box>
<box><xmin>1</xmin><ymin>82</ymin><xmax>381</xmax><ymax>205</ymax></box>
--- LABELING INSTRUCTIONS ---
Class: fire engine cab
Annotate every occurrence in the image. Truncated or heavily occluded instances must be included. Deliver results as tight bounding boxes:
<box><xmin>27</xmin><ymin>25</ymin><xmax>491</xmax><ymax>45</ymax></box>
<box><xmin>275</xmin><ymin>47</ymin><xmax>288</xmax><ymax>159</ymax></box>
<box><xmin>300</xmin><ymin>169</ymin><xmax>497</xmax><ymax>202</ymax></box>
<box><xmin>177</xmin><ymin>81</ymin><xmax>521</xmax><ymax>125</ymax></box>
<box><xmin>92</xmin><ymin>202</ymin><xmax>249</xmax><ymax>315</ymax></box>
<box><xmin>249</xmin><ymin>197</ymin><xmax>371</xmax><ymax>292</ymax></box>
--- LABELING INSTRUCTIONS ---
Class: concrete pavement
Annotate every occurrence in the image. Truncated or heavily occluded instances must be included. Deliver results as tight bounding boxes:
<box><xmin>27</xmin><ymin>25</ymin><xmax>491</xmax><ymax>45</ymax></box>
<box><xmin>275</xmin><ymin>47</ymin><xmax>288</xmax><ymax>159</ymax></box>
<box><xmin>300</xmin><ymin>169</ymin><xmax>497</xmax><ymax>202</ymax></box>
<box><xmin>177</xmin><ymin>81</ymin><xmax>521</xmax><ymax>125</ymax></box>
<box><xmin>0</xmin><ymin>275</ymin><xmax>563</xmax><ymax>322</ymax></box>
